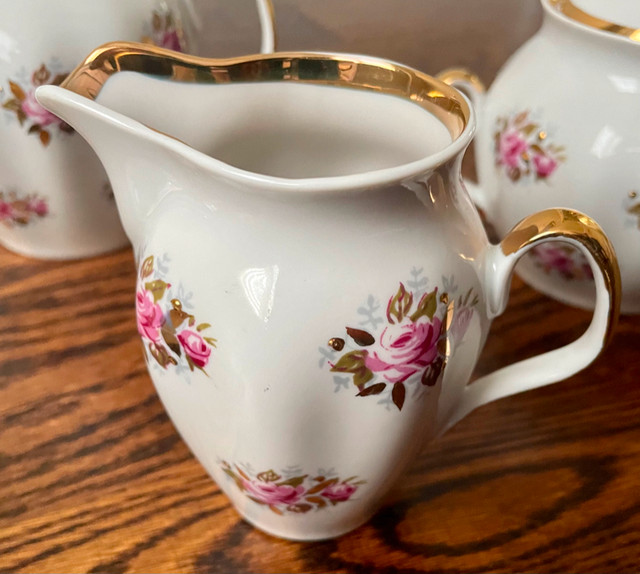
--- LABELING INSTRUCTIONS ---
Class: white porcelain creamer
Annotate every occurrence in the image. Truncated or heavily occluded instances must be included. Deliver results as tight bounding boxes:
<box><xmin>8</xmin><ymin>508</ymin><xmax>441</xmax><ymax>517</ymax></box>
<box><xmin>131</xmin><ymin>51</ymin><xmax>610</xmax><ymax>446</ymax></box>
<box><xmin>36</xmin><ymin>43</ymin><xmax>619</xmax><ymax>540</ymax></box>
<box><xmin>439</xmin><ymin>0</ymin><xmax>640</xmax><ymax>313</ymax></box>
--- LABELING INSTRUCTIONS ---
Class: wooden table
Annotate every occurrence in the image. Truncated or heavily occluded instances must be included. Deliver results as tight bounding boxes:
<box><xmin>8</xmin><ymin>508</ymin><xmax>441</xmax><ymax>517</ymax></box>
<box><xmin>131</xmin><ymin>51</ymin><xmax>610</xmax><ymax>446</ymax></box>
<box><xmin>0</xmin><ymin>236</ymin><xmax>639</xmax><ymax>573</ymax></box>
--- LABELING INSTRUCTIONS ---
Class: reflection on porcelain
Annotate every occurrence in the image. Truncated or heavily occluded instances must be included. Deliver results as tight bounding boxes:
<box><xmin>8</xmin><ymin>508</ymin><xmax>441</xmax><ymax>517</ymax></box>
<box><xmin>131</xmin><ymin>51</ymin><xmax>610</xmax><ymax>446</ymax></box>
<box><xmin>241</xmin><ymin>266</ymin><xmax>280</xmax><ymax>322</ymax></box>
<box><xmin>0</xmin><ymin>0</ymin><xmax>198</xmax><ymax>259</ymax></box>
<box><xmin>438</xmin><ymin>0</ymin><xmax>640</xmax><ymax>313</ymax></box>
<box><xmin>36</xmin><ymin>43</ymin><xmax>620</xmax><ymax>541</ymax></box>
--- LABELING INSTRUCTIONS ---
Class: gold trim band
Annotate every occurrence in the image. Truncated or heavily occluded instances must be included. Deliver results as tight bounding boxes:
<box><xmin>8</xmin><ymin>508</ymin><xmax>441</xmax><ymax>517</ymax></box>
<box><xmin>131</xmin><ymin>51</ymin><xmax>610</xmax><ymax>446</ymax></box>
<box><xmin>501</xmin><ymin>208</ymin><xmax>621</xmax><ymax>347</ymax></box>
<box><xmin>549</xmin><ymin>0</ymin><xmax>640</xmax><ymax>43</ymax></box>
<box><xmin>60</xmin><ymin>42</ymin><xmax>469</xmax><ymax>139</ymax></box>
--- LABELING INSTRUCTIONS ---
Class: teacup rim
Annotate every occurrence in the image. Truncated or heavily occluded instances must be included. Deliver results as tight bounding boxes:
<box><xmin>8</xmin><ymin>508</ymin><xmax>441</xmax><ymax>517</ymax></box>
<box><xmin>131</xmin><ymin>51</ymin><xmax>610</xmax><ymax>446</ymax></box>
<box><xmin>545</xmin><ymin>0</ymin><xmax>640</xmax><ymax>44</ymax></box>
<box><xmin>49</xmin><ymin>42</ymin><xmax>476</xmax><ymax>193</ymax></box>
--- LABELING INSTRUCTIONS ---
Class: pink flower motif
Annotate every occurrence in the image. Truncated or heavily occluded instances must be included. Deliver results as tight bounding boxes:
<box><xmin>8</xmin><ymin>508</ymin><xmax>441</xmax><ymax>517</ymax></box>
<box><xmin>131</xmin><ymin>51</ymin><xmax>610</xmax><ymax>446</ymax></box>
<box><xmin>160</xmin><ymin>30</ymin><xmax>182</xmax><ymax>51</ymax></box>
<box><xmin>21</xmin><ymin>90</ymin><xmax>60</xmax><ymax>127</ymax></box>
<box><xmin>136</xmin><ymin>289</ymin><xmax>165</xmax><ymax>343</ymax></box>
<box><xmin>27</xmin><ymin>197</ymin><xmax>48</xmax><ymax>217</ymax></box>
<box><xmin>242</xmin><ymin>479</ymin><xmax>305</xmax><ymax>506</ymax></box>
<box><xmin>451</xmin><ymin>306</ymin><xmax>474</xmax><ymax>345</ymax></box>
<box><xmin>0</xmin><ymin>202</ymin><xmax>14</xmax><ymax>221</ymax></box>
<box><xmin>534</xmin><ymin>244</ymin><xmax>572</xmax><ymax>273</ymax></box>
<box><xmin>365</xmin><ymin>316</ymin><xmax>442</xmax><ymax>383</ymax></box>
<box><xmin>322</xmin><ymin>482</ymin><xmax>357</xmax><ymax>502</ymax></box>
<box><xmin>532</xmin><ymin>154</ymin><xmax>558</xmax><ymax>178</ymax></box>
<box><xmin>498</xmin><ymin>128</ymin><xmax>529</xmax><ymax>168</ymax></box>
<box><xmin>177</xmin><ymin>329</ymin><xmax>211</xmax><ymax>368</ymax></box>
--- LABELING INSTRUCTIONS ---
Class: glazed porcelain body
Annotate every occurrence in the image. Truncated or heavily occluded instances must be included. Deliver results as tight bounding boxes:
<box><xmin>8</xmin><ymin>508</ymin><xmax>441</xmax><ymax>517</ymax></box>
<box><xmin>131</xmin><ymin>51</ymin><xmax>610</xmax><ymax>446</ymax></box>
<box><xmin>36</xmin><ymin>46</ymin><xmax>619</xmax><ymax>540</ymax></box>
<box><xmin>469</xmin><ymin>0</ymin><xmax>640</xmax><ymax>312</ymax></box>
<box><xmin>0</xmin><ymin>0</ymin><xmax>191</xmax><ymax>259</ymax></box>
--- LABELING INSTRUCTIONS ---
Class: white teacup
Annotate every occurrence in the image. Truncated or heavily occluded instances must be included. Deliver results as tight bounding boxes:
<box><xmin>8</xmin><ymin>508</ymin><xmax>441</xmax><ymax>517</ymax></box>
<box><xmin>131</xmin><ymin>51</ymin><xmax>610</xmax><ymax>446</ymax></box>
<box><xmin>37</xmin><ymin>44</ymin><xmax>620</xmax><ymax>540</ymax></box>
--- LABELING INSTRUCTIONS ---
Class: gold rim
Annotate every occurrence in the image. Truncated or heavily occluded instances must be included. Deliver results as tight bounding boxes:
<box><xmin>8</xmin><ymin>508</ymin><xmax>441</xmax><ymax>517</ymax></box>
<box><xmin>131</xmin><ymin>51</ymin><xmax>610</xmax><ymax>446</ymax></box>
<box><xmin>549</xmin><ymin>0</ymin><xmax>640</xmax><ymax>43</ymax></box>
<box><xmin>59</xmin><ymin>42</ymin><xmax>469</xmax><ymax>139</ymax></box>
<box><xmin>501</xmin><ymin>208</ymin><xmax>621</xmax><ymax>347</ymax></box>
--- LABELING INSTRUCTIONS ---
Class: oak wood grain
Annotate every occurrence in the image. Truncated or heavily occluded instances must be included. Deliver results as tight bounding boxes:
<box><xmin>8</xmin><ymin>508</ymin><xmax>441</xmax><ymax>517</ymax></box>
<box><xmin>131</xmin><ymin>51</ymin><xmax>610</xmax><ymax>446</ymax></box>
<box><xmin>0</xmin><ymin>240</ymin><xmax>639</xmax><ymax>574</ymax></box>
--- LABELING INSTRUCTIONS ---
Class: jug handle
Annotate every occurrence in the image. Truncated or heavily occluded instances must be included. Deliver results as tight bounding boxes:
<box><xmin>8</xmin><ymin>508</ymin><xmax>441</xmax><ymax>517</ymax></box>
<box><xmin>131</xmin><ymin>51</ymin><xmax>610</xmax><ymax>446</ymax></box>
<box><xmin>176</xmin><ymin>0</ymin><xmax>276</xmax><ymax>53</ymax></box>
<box><xmin>438</xmin><ymin>208</ymin><xmax>620</xmax><ymax>436</ymax></box>
<box><xmin>437</xmin><ymin>68</ymin><xmax>489</xmax><ymax>212</ymax></box>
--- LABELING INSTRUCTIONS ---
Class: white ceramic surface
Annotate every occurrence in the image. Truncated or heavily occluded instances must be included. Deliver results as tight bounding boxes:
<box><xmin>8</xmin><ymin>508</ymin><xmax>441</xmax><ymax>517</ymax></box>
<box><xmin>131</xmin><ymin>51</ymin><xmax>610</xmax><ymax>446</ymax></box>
<box><xmin>441</xmin><ymin>0</ymin><xmax>640</xmax><ymax>313</ymax></box>
<box><xmin>0</xmin><ymin>0</ymin><xmax>198</xmax><ymax>259</ymax></box>
<box><xmin>36</xmin><ymin>48</ymin><xmax>619</xmax><ymax>540</ymax></box>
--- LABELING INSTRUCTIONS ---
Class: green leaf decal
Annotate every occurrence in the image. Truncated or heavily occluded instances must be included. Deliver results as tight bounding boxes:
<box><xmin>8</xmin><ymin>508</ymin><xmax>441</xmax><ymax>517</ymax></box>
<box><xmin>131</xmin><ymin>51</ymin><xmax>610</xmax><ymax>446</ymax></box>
<box><xmin>145</xmin><ymin>279</ymin><xmax>168</xmax><ymax>303</ymax></box>
<box><xmin>387</xmin><ymin>283</ymin><xmax>413</xmax><ymax>323</ymax></box>
<box><xmin>196</xmin><ymin>322</ymin><xmax>211</xmax><ymax>332</ymax></box>
<box><xmin>353</xmin><ymin>367</ymin><xmax>374</xmax><ymax>388</ymax></box>
<box><xmin>357</xmin><ymin>382</ymin><xmax>387</xmax><ymax>397</ymax></box>
<box><xmin>277</xmin><ymin>475</ymin><xmax>307</xmax><ymax>488</ymax></box>
<box><xmin>410</xmin><ymin>288</ymin><xmax>438</xmax><ymax>322</ymax></box>
<box><xmin>331</xmin><ymin>350</ymin><xmax>368</xmax><ymax>374</ymax></box>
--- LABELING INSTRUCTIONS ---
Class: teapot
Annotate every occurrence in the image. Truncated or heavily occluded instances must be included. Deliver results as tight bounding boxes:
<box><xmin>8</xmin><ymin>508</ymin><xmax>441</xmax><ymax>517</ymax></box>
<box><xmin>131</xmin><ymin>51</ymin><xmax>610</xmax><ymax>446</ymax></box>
<box><xmin>438</xmin><ymin>0</ymin><xmax>640</xmax><ymax>313</ymax></box>
<box><xmin>36</xmin><ymin>43</ymin><xmax>619</xmax><ymax>540</ymax></box>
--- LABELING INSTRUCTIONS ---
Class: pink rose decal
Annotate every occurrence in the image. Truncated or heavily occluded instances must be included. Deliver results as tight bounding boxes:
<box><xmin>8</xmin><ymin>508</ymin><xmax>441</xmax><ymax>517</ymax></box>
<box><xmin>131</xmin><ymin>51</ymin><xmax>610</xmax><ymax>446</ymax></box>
<box><xmin>2</xmin><ymin>63</ymin><xmax>72</xmax><ymax>146</ymax></box>
<box><xmin>242</xmin><ymin>479</ymin><xmax>305</xmax><ymax>506</ymax></box>
<box><xmin>498</xmin><ymin>129</ymin><xmax>528</xmax><ymax>169</ymax></box>
<box><xmin>0</xmin><ymin>191</ymin><xmax>49</xmax><ymax>227</ymax></box>
<box><xmin>137</xmin><ymin>255</ymin><xmax>217</xmax><ymax>373</ymax></box>
<box><xmin>328</xmin><ymin>282</ymin><xmax>465</xmax><ymax>411</ymax></box>
<box><xmin>322</xmin><ymin>482</ymin><xmax>358</xmax><ymax>502</ymax></box>
<box><xmin>160</xmin><ymin>30</ymin><xmax>182</xmax><ymax>51</ymax></box>
<box><xmin>136</xmin><ymin>289</ymin><xmax>165</xmax><ymax>343</ymax></box>
<box><xmin>221</xmin><ymin>462</ymin><xmax>365</xmax><ymax>514</ymax></box>
<box><xmin>365</xmin><ymin>316</ymin><xmax>441</xmax><ymax>384</ymax></box>
<box><xmin>0</xmin><ymin>202</ymin><xmax>15</xmax><ymax>221</ymax></box>
<box><xmin>21</xmin><ymin>90</ymin><xmax>60</xmax><ymax>127</ymax></box>
<box><xmin>531</xmin><ymin>244</ymin><xmax>593</xmax><ymax>281</ymax></box>
<box><xmin>494</xmin><ymin>111</ymin><xmax>565</xmax><ymax>182</ymax></box>
<box><xmin>532</xmin><ymin>154</ymin><xmax>558</xmax><ymax>178</ymax></box>
<box><xmin>150</xmin><ymin>9</ymin><xmax>185</xmax><ymax>52</ymax></box>
<box><xmin>177</xmin><ymin>329</ymin><xmax>212</xmax><ymax>368</ymax></box>
<box><xmin>326</xmin><ymin>277</ymin><xmax>480</xmax><ymax>411</ymax></box>
<box><xmin>27</xmin><ymin>197</ymin><xmax>49</xmax><ymax>217</ymax></box>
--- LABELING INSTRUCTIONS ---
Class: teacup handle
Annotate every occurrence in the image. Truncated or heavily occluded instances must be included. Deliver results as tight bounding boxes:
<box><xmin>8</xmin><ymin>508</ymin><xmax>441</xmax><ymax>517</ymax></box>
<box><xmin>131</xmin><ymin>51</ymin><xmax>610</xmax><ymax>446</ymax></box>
<box><xmin>439</xmin><ymin>208</ymin><xmax>620</xmax><ymax>435</ymax></box>
<box><xmin>256</xmin><ymin>0</ymin><xmax>277</xmax><ymax>53</ymax></box>
<box><xmin>436</xmin><ymin>68</ymin><xmax>489</xmax><ymax>212</ymax></box>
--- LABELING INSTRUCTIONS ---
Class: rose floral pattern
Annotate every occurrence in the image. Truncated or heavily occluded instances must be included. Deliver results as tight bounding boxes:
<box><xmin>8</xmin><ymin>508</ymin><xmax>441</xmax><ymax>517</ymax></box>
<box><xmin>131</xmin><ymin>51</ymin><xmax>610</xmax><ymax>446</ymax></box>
<box><xmin>143</xmin><ymin>6</ymin><xmax>186</xmax><ymax>52</ymax></box>
<box><xmin>529</xmin><ymin>244</ymin><xmax>593</xmax><ymax>281</ymax></box>
<box><xmin>0</xmin><ymin>191</ymin><xmax>48</xmax><ymax>227</ymax></box>
<box><xmin>494</xmin><ymin>111</ymin><xmax>566</xmax><ymax>183</ymax></box>
<box><xmin>2</xmin><ymin>63</ymin><xmax>72</xmax><ymax>146</ymax></box>
<box><xmin>137</xmin><ymin>255</ymin><xmax>217</xmax><ymax>373</ymax></box>
<box><xmin>323</xmin><ymin>272</ymin><xmax>478</xmax><ymax>411</ymax></box>
<box><xmin>221</xmin><ymin>461</ymin><xmax>365</xmax><ymax>515</ymax></box>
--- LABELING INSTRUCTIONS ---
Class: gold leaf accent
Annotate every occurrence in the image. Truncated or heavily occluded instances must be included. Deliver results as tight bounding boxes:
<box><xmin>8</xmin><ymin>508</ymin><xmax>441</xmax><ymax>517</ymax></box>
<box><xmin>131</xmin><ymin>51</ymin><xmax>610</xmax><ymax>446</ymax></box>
<box><xmin>145</xmin><ymin>279</ymin><xmax>169</xmax><ymax>303</ymax></box>
<box><xmin>9</xmin><ymin>81</ymin><xmax>25</xmax><ymax>101</ymax></box>
<box><xmin>39</xmin><ymin>130</ymin><xmax>50</xmax><ymax>146</ymax></box>
<box><xmin>140</xmin><ymin>256</ymin><xmax>154</xmax><ymax>279</ymax></box>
